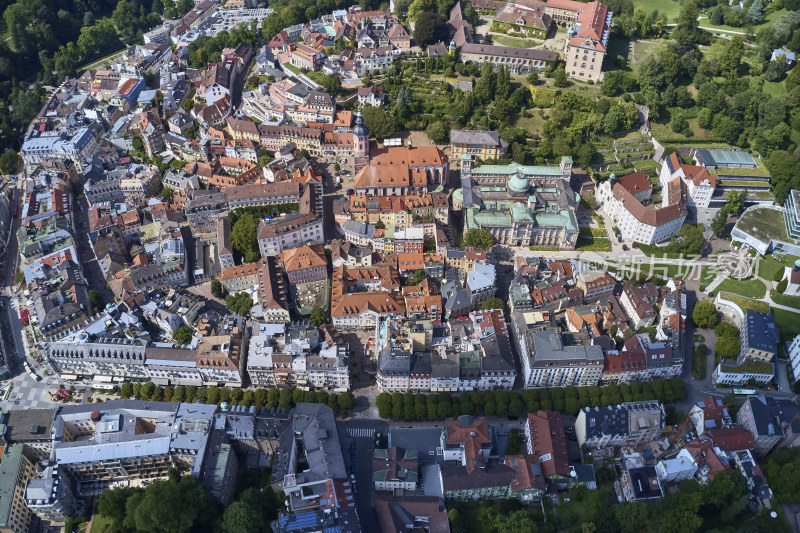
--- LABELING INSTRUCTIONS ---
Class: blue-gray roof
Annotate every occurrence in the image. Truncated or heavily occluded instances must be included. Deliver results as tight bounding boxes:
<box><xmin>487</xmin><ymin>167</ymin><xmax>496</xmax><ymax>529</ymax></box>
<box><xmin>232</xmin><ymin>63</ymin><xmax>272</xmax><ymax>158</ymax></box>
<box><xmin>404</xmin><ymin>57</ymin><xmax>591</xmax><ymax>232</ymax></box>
<box><xmin>745</xmin><ymin>309</ymin><xmax>778</xmax><ymax>353</ymax></box>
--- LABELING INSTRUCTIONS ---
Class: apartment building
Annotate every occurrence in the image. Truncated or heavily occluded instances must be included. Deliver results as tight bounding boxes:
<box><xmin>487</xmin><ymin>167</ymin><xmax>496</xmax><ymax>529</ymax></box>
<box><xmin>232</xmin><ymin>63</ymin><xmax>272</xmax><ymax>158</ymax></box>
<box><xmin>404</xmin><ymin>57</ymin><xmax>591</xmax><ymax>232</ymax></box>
<box><xmin>575</xmin><ymin>401</ymin><xmax>664</xmax><ymax>449</ymax></box>
<box><xmin>525</xmin><ymin>410</ymin><xmax>570</xmax><ymax>488</ymax></box>
<box><xmin>619</xmin><ymin>284</ymin><xmax>660</xmax><ymax>329</ymax></box>
<box><xmin>219</xmin><ymin>262</ymin><xmax>261</xmax><ymax>295</ymax></box>
<box><xmin>575</xmin><ymin>270</ymin><xmax>616</xmax><ymax>301</ymax></box>
<box><xmin>196</xmin><ymin>333</ymin><xmax>245</xmax><ymax>387</ymax></box>
<box><xmin>0</xmin><ymin>445</ymin><xmax>37</xmax><ymax>533</ymax></box>
<box><xmin>511</xmin><ymin>309</ymin><xmax>603</xmax><ymax>388</ymax></box>
<box><xmin>737</xmin><ymin>395</ymin><xmax>800</xmax><ymax>457</ymax></box>
<box><xmin>739</xmin><ymin>309</ymin><xmax>779</xmax><ymax>362</ymax></box>
<box><xmin>257</xmin><ymin>213</ymin><xmax>323</xmax><ymax>256</ymax></box>
<box><xmin>330</xmin><ymin>265</ymin><xmax>404</xmax><ymax>328</ymax></box>
<box><xmin>449</xmin><ymin>129</ymin><xmax>507</xmax><ymax>161</ymax></box>
<box><xmin>373</xmin><ymin>446</ymin><xmax>418</xmax><ymax>492</ymax></box>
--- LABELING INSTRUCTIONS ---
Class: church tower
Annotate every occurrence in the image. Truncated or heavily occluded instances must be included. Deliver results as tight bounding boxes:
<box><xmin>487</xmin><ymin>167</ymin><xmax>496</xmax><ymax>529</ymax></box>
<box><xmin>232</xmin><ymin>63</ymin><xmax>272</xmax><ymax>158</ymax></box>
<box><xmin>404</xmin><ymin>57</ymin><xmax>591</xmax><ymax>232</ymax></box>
<box><xmin>353</xmin><ymin>111</ymin><xmax>370</xmax><ymax>168</ymax></box>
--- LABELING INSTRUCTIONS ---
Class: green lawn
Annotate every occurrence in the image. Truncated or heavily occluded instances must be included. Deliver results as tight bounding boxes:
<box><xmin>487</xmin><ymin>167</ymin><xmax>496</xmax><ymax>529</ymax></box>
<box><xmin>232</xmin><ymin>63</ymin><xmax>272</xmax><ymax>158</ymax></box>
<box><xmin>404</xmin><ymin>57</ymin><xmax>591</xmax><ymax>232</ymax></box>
<box><xmin>700</xmin><ymin>266</ymin><xmax>719</xmax><ymax>291</ymax></box>
<box><xmin>576</xmin><ymin>237</ymin><xmax>612</xmax><ymax>252</ymax></box>
<box><xmin>88</xmin><ymin>514</ymin><xmax>113</xmax><ymax>533</ymax></box>
<box><xmin>634</xmin><ymin>0</ymin><xmax>682</xmax><ymax>21</ymax></box>
<box><xmin>758</xmin><ymin>254</ymin><xmax>799</xmax><ymax>281</ymax></box>
<box><xmin>772</xmin><ymin>308</ymin><xmax>800</xmax><ymax>342</ymax></box>
<box><xmin>709</xmin><ymin>278</ymin><xmax>767</xmax><ymax>299</ymax></box>
<box><xmin>698</xmin><ymin>8</ymin><xmax>788</xmax><ymax>33</ymax></box>
<box><xmin>491</xmin><ymin>34</ymin><xmax>542</xmax><ymax>48</ymax></box>
<box><xmin>631</xmin><ymin>40</ymin><xmax>665</xmax><ymax>66</ymax></box>
<box><xmin>770</xmin><ymin>290</ymin><xmax>800</xmax><ymax>310</ymax></box>
<box><xmin>763</xmin><ymin>80</ymin><xmax>787</xmax><ymax>97</ymax></box>
<box><xmin>513</xmin><ymin>110</ymin><xmax>546</xmax><ymax>136</ymax></box>
<box><xmin>697</xmin><ymin>16</ymin><xmax>752</xmax><ymax>33</ymax></box>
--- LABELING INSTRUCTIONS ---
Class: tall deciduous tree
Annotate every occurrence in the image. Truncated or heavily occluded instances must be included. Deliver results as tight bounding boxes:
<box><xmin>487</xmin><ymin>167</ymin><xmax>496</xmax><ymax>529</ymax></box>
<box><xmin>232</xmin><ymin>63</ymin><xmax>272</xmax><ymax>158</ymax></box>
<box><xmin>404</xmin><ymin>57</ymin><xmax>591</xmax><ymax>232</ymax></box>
<box><xmin>413</xmin><ymin>11</ymin><xmax>446</xmax><ymax>46</ymax></box>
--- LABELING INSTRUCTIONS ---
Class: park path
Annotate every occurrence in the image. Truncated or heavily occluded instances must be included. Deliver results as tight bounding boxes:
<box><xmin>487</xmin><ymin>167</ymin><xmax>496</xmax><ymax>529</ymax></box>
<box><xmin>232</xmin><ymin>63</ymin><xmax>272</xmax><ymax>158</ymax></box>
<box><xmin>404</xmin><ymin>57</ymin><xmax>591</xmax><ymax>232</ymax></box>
<box><xmin>704</xmin><ymin>273</ymin><xmax>726</xmax><ymax>294</ymax></box>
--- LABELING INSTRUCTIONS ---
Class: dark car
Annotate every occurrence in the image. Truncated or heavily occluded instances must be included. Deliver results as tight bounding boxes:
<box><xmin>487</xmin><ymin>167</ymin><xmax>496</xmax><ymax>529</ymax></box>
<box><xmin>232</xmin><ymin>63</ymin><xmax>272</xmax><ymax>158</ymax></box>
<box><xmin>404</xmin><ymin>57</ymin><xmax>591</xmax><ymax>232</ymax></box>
<box><xmin>350</xmin><ymin>463</ymin><xmax>356</xmax><ymax>474</ymax></box>
<box><xmin>346</xmin><ymin>189</ymin><xmax>355</xmax><ymax>196</ymax></box>
<box><xmin>351</xmin><ymin>452</ymin><xmax>357</xmax><ymax>463</ymax></box>
<box><xmin>507</xmin><ymin>415</ymin><xmax>519</xmax><ymax>421</ymax></box>
<box><xmin>350</xmin><ymin>441</ymin><xmax>356</xmax><ymax>452</ymax></box>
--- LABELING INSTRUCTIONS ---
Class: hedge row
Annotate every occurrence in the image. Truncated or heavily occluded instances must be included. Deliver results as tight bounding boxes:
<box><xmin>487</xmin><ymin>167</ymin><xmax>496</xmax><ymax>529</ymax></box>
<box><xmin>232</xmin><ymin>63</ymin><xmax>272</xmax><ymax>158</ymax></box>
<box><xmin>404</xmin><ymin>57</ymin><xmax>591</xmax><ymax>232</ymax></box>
<box><xmin>118</xmin><ymin>382</ymin><xmax>355</xmax><ymax>414</ymax></box>
<box><xmin>376</xmin><ymin>378</ymin><xmax>687</xmax><ymax>421</ymax></box>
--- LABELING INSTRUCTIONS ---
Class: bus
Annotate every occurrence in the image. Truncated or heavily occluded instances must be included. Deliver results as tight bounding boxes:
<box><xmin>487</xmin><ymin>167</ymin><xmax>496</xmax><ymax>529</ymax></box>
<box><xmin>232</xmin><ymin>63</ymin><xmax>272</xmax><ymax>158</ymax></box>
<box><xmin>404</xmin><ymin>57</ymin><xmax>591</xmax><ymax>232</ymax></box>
<box><xmin>733</xmin><ymin>388</ymin><xmax>757</xmax><ymax>395</ymax></box>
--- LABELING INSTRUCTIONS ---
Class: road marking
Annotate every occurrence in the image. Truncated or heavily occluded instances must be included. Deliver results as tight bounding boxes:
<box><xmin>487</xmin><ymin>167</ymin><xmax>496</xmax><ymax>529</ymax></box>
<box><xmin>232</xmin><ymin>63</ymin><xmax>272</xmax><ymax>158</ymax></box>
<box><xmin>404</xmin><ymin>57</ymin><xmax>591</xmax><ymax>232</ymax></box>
<box><xmin>347</xmin><ymin>428</ymin><xmax>375</xmax><ymax>438</ymax></box>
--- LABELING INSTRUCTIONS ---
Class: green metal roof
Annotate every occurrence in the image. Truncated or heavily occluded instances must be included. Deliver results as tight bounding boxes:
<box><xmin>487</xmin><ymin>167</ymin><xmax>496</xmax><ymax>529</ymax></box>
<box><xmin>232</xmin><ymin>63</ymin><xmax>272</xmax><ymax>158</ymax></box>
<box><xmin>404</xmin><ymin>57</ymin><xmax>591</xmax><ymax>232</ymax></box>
<box><xmin>0</xmin><ymin>445</ymin><xmax>26</xmax><ymax>528</ymax></box>
<box><xmin>472</xmin><ymin>163</ymin><xmax>562</xmax><ymax>177</ymax></box>
<box><xmin>512</xmin><ymin>206</ymin><xmax>534</xmax><ymax>222</ymax></box>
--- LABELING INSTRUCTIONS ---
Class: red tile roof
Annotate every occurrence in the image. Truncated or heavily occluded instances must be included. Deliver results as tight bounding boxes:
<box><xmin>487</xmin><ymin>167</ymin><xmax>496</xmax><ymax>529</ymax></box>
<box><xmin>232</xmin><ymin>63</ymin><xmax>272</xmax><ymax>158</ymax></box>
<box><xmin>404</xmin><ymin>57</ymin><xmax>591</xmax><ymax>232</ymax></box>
<box><xmin>705</xmin><ymin>427</ymin><xmax>755</xmax><ymax>452</ymax></box>
<box><xmin>526</xmin><ymin>410</ymin><xmax>569</xmax><ymax>477</ymax></box>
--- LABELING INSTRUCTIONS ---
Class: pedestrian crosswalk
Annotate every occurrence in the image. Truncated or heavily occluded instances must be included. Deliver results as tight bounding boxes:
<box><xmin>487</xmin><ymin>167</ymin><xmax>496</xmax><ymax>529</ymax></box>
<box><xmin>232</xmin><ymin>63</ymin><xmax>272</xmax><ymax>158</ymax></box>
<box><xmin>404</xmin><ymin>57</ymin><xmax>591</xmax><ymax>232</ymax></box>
<box><xmin>347</xmin><ymin>428</ymin><xmax>375</xmax><ymax>438</ymax></box>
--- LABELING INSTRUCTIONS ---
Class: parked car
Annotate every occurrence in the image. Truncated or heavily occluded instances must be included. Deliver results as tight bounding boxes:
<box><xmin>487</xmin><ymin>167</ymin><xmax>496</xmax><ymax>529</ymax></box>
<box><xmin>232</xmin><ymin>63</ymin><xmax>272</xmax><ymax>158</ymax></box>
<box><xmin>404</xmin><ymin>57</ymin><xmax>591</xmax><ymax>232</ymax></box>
<box><xmin>346</xmin><ymin>189</ymin><xmax>355</xmax><ymax>196</ymax></box>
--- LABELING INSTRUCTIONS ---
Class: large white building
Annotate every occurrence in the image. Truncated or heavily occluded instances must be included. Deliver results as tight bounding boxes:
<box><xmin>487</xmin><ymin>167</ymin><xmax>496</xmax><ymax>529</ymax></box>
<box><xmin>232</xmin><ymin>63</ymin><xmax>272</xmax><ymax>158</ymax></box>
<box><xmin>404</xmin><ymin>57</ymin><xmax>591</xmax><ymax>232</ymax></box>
<box><xmin>660</xmin><ymin>153</ymin><xmax>716</xmax><ymax>209</ymax></box>
<box><xmin>598</xmin><ymin>171</ymin><xmax>687</xmax><ymax>245</ymax></box>
<box><xmin>510</xmin><ymin>311</ymin><xmax>603</xmax><ymax>389</ymax></box>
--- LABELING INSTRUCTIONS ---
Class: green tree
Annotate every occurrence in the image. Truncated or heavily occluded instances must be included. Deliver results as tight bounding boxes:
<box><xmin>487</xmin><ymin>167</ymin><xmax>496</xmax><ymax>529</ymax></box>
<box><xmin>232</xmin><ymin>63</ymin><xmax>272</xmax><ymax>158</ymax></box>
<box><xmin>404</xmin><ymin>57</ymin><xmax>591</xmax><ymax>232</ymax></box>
<box><xmin>710</xmin><ymin>208</ymin><xmax>728</xmax><ymax>236</ymax></box>
<box><xmin>226</xmin><ymin>293</ymin><xmax>254</xmax><ymax>317</ymax></box>
<box><xmin>479</xmin><ymin>297</ymin><xmax>505</xmax><ymax>311</ymax></box>
<box><xmin>463</xmin><ymin>228</ymin><xmax>494</xmax><ymax>249</ymax></box>
<box><xmin>361</xmin><ymin>104</ymin><xmax>398</xmax><ymax>139</ymax></box>
<box><xmin>97</xmin><ymin>486</ymin><xmax>140</xmax><ymax>531</ymax></box>
<box><xmin>159</xmin><ymin>185</ymin><xmax>174</xmax><ymax>203</ymax></box>
<box><xmin>719</xmin><ymin>36</ymin><xmax>744</xmax><ymax>76</ymax></box>
<box><xmin>120</xmin><ymin>382</ymin><xmax>134</xmax><ymax>398</ymax></box>
<box><xmin>173</xmin><ymin>325</ymin><xmax>194</xmax><ymax>345</ymax></box>
<box><xmin>473</xmin><ymin>61</ymin><xmax>496</xmax><ymax>104</ymax></box>
<box><xmin>309</xmin><ymin>306</ymin><xmax>329</xmax><ymax>326</ymax></box>
<box><xmin>426</xmin><ymin>120</ymin><xmax>449</xmax><ymax>143</ymax></box>
<box><xmin>88</xmin><ymin>290</ymin><xmax>105</xmax><ymax>314</ymax></box>
<box><xmin>211</xmin><ymin>278</ymin><xmax>225</xmax><ymax>298</ymax></box>
<box><xmin>482</xmin><ymin>509</ymin><xmax>538</xmax><ymax>533</ymax></box>
<box><xmin>404</xmin><ymin>269</ymin><xmax>428</xmax><ymax>286</ymax></box>
<box><xmin>0</xmin><ymin>149</ymin><xmax>18</xmax><ymax>175</ymax></box>
<box><xmin>670</xmin><ymin>110</ymin><xmax>688</xmax><ymax>134</ymax></box>
<box><xmin>338</xmin><ymin>392</ymin><xmax>356</xmax><ymax>412</ymax></box>
<box><xmin>230</xmin><ymin>213</ymin><xmax>261</xmax><ymax>263</ymax></box>
<box><xmin>552</xmin><ymin>64</ymin><xmax>568</xmax><ymax>87</ymax></box>
<box><xmin>130</xmin><ymin>472</ymin><xmax>219</xmax><ymax>533</ymax></box>
<box><xmin>414</xmin><ymin>12</ymin><xmax>447</xmax><ymax>46</ymax></box>
<box><xmin>177</xmin><ymin>0</ymin><xmax>194</xmax><ymax>16</ymax></box>
<box><xmin>527</xmin><ymin>70</ymin><xmax>539</xmax><ymax>86</ymax></box>
<box><xmin>715</xmin><ymin>334</ymin><xmax>740</xmax><ymax>360</ymax></box>
<box><xmin>673</xmin><ymin>1</ymin><xmax>702</xmax><ymax>46</ymax></box>
<box><xmin>221</xmin><ymin>491</ymin><xmax>273</xmax><ymax>533</ymax></box>
<box><xmin>692</xmin><ymin>300</ymin><xmax>719</xmax><ymax>329</ymax></box>
<box><xmin>408</xmin><ymin>0</ymin><xmax>438</xmax><ymax>21</ymax></box>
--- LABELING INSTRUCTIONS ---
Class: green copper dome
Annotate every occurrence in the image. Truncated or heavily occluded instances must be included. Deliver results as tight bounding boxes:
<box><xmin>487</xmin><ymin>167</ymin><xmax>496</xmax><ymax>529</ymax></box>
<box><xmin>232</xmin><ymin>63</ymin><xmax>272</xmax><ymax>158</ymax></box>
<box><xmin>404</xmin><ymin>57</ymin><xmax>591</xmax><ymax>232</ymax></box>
<box><xmin>508</xmin><ymin>174</ymin><xmax>529</xmax><ymax>193</ymax></box>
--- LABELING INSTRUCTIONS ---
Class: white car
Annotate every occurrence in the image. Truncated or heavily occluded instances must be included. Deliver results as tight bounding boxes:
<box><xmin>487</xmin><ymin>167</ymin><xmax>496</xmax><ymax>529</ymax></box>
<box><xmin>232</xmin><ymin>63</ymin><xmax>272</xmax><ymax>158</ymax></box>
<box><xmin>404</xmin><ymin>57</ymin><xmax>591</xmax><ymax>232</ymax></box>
<box><xmin>340</xmin><ymin>158</ymin><xmax>347</xmax><ymax>164</ymax></box>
